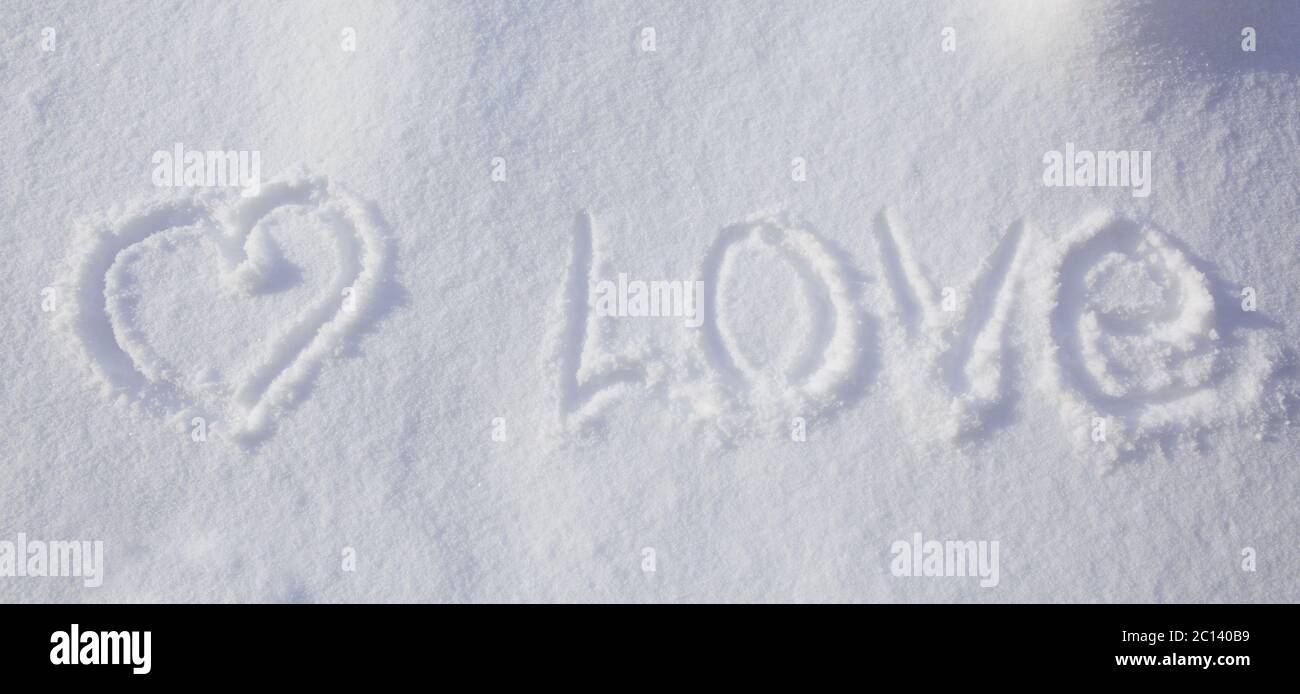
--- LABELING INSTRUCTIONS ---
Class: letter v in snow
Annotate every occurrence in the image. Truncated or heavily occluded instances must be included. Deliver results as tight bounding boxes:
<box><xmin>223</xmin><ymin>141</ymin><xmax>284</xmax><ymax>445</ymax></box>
<box><xmin>872</xmin><ymin>210</ymin><xmax>1031</xmax><ymax>442</ymax></box>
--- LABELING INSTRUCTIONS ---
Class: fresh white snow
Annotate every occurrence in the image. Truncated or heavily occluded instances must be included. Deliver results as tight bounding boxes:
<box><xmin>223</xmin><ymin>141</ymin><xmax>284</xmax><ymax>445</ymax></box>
<box><xmin>1</xmin><ymin>1</ymin><xmax>1297</xmax><ymax>602</ymax></box>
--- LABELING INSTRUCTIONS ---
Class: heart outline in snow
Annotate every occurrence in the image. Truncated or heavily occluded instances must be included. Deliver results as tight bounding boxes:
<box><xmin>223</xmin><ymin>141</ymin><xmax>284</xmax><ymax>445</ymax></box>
<box><xmin>63</xmin><ymin>171</ymin><xmax>393</xmax><ymax>447</ymax></box>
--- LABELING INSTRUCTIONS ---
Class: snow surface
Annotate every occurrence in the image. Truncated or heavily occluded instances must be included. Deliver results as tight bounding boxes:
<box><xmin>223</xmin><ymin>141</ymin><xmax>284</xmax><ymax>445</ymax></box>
<box><xmin>1</xmin><ymin>0</ymin><xmax>1297</xmax><ymax>602</ymax></box>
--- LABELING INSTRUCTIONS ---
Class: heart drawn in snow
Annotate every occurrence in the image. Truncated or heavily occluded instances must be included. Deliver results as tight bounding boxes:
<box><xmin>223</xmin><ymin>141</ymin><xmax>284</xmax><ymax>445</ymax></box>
<box><xmin>64</xmin><ymin>173</ymin><xmax>392</xmax><ymax>447</ymax></box>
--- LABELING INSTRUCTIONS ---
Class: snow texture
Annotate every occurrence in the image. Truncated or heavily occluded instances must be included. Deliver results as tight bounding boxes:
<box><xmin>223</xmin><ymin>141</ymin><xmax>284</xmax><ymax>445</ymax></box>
<box><xmin>1</xmin><ymin>0</ymin><xmax>1297</xmax><ymax>602</ymax></box>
